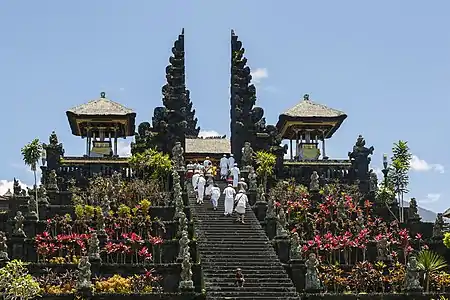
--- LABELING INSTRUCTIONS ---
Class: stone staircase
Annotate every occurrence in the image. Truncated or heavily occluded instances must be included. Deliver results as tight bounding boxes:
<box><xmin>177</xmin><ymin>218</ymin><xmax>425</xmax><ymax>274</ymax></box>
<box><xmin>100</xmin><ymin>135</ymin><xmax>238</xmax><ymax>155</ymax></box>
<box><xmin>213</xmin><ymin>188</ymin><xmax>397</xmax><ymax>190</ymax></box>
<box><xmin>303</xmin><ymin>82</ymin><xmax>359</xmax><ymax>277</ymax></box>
<box><xmin>189</xmin><ymin>181</ymin><xmax>300</xmax><ymax>300</ymax></box>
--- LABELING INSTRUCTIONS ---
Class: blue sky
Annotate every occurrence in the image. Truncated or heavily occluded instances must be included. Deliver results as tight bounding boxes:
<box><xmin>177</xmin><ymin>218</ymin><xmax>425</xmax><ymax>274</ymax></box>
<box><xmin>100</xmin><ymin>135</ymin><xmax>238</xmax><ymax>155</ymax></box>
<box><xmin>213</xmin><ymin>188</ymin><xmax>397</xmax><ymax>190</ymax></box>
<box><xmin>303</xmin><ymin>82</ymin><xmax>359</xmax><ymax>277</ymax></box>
<box><xmin>0</xmin><ymin>1</ymin><xmax>449</xmax><ymax>212</ymax></box>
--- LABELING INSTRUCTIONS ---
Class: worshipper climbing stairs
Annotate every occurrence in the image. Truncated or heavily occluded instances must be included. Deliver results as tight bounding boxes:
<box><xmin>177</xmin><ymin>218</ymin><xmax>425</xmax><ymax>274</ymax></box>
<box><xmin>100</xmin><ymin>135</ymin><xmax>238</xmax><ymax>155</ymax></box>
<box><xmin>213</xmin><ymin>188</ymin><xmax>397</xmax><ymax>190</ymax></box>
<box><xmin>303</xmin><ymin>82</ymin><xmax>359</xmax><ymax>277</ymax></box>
<box><xmin>189</xmin><ymin>181</ymin><xmax>300</xmax><ymax>300</ymax></box>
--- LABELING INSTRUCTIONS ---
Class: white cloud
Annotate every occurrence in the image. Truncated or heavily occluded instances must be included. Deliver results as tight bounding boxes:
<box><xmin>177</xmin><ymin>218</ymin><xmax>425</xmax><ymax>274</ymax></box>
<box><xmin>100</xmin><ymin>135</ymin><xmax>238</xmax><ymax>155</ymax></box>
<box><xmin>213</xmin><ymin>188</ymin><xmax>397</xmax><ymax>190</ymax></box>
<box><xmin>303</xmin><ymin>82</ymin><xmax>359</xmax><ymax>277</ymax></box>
<box><xmin>421</xmin><ymin>193</ymin><xmax>441</xmax><ymax>203</ymax></box>
<box><xmin>410</xmin><ymin>155</ymin><xmax>444</xmax><ymax>173</ymax></box>
<box><xmin>198</xmin><ymin>130</ymin><xmax>222</xmax><ymax>138</ymax></box>
<box><xmin>117</xmin><ymin>140</ymin><xmax>131</xmax><ymax>157</ymax></box>
<box><xmin>119</xmin><ymin>88</ymin><xmax>125</xmax><ymax>92</ymax></box>
<box><xmin>250</xmin><ymin>68</ymin><xmax>268</xmax><ymax>84</ymax></box>
<box><xmin>0</xmin><ymin>179</ymin><xmax>30</xmax><ymax>196</ymax></box>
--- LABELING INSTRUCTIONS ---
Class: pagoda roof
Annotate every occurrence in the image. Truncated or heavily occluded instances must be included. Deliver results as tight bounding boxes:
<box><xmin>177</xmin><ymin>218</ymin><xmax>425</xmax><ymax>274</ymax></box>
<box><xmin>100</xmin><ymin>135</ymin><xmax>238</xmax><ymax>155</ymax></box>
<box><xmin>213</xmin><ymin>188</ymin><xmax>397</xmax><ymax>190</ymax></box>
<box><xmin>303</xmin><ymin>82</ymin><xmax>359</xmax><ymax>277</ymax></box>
<box><xmin>276</xmin><ymin>94</ymin><xmax>347</xmax><ymax>139</ymax></box>
<box><xmin>185</xmin><ymin>137</ymin><xmax>231</xmax><ymax>154</ymax></box>
<box><xmin>281</xmin><ymin>94</ymin><xmax>346</xmax><ymax>119</ymax></box>
<box><xmin>67</xmin><ymin>92</ymin><xmax>134</xmax><ymax>116</ymax></box>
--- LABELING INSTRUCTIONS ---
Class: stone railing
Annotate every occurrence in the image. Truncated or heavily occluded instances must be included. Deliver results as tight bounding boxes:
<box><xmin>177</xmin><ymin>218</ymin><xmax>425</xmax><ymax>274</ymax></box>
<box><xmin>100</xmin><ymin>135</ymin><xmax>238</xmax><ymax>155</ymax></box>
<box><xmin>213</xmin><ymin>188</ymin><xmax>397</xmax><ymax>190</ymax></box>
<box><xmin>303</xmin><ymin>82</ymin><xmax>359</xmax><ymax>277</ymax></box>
<box><xmin>41</xmin><ymin>156</ymin><xmax>134</xmax><ymax>189</ymax></box>
<box><xmin>281</xmin><ymin>159</ymin><xmax>352</xmax><ymax>185</ymax></box>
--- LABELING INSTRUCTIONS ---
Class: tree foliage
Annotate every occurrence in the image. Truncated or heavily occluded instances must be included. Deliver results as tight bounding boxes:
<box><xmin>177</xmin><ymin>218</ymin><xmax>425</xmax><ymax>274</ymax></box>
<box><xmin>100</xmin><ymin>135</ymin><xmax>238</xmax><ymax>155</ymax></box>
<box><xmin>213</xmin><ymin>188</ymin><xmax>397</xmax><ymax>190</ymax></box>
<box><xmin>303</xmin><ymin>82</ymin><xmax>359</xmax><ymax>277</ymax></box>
<box><xmin>0</xmin><ymin>260</ymin><xmax>40</xmax><ymax>300</ymax></box>
<box><xmin>417</xmin><ymin>249</ymin><xmax>447</xmax><ymax>292</ymax></box>
<box><xmin>128</xmin><ymin>148</ymin><xmax>172</xmax><ymax>186</ymax></box>
<box><xmin>388</xmin><ymin>140</ymin><xmax>412</xmax><ymax>194</ymax></box>
<box><xmin>255</xmin><ymin>151</ymin><xmax>276</xmax><ymax>190</ymax></box>
<box><xmin>21</xmin><ymin>139</ymin><xmax>42</xmax><ymax>172</ymax></box>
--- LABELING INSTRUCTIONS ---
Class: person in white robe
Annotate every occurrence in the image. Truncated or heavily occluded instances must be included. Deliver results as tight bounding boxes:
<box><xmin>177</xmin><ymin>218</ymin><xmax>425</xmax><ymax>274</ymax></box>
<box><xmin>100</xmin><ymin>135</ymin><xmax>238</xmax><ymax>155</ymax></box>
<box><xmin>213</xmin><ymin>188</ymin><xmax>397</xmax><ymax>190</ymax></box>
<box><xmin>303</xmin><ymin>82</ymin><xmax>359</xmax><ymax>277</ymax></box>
<box><xmin>230</xmin><ymin>163</ymin><xmax>240</xmax><ymax>188</ymax></box>
<box><xmin>196</xmin><ymin>174</ymin><xmax>206</xmax><ymax>204</ymax></box>
<box><xmin>223</xmin><ymin>184</ymin><xmax>236</xmax><ymax>216</ymax></box>
<box><xmin>192</xmin><ymin>170</ymin><xmax>200</xmax><ymax>190</ymax></box>
<box><xmin>205</xmin><ymin>175</ymin><xmax>214</xmax><ymax>197</ymax></box>
<box><xmin>227</xmin><ymin>154</ymin><xmax>235</xmax><ymax>169</ymax></box>
<box><xmin>237</xmin><ymin>178</ymin><xmax>247</xmax><ymax>192</ymax></box>
<box><xmin>203</xmin><ymin>157</ymin><xmax>211</xmax><ymax>168</ymax></box>
<box><xmin>219</xmin><ymin>154</ymin><xmax>229</xmax><ymax>180</ymax></box>
<box><xmin>234</xmin><ymin>190</ymin><xmax>248</xmax><ymax>223</ymax></box>
<box><xmin>210</xmin><ymin>183</ymin><xmax>221</xmax><ymax>210</ymax></box>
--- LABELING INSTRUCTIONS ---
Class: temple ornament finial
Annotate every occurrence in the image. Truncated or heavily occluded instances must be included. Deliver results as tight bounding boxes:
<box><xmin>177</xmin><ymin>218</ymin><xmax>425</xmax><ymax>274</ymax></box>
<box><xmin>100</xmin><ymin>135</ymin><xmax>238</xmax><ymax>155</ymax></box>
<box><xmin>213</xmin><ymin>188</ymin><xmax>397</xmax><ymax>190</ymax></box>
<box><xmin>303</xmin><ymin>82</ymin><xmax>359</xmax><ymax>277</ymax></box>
<box><xmin>303</xmin><ymin>94</ymin><xmax>310</xmax><ymax>101</ymax></box>
<box><xmin>100</xmin><ymin>92</ymin><xmax>106</xmax><ymax>98</ymax></box>
<box><xmin>181</xmin><ymin>28</ymin><xmax>184</xmax><ymax>35</ymax></box>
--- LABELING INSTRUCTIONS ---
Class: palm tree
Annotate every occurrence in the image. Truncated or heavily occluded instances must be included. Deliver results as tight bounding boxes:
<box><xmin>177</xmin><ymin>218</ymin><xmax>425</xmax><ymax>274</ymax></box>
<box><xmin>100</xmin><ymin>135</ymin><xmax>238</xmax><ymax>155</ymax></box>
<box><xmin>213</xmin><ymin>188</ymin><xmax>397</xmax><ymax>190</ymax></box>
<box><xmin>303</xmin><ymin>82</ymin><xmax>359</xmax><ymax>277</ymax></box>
<box><xmin>21</xmin><ymin>139</ymin><xmax>43</xmax><ymax>218</ymax></box>
<box><xmin>417</xmin><ymin>249</ymin><xmax>447</xmax><ymax>291</ymax></box>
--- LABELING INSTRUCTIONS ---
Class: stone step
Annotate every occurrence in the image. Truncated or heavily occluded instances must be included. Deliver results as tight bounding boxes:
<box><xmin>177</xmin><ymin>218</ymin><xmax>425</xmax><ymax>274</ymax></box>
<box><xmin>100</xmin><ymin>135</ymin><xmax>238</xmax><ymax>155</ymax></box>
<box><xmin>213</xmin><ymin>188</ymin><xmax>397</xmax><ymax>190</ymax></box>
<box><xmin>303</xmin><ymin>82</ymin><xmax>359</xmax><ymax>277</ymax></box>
<box><xmin>206</xmin><ymin>291</ymin><xmax>299</xmax><ymax>298</ymax></box>
<box><xmin>204</xmin><ymin>281</ymin><xmax>294</xmax><ymax>287</ymax></box>
<box><xmin>205</xmin><ymin>276</ymin><xmax>293</xmax><ymax>283</ymax></box>
<box><xmin>201</xmin><ymin>253</ymin><xmax>278</xmax><ymax>259</ymax></box>
<box><xmin>201</xmin><ymin>255</ymin><xmax>278</xmax><ymax>264</ymax></box>
<box><xmin>207</xmin><ymin>297</ymin><xmax>300</xmax><ymax>300</ymax></box>
<box><xmin>203</xmin><ymin>268</ymin><xmax>288</xmax><ymax>274</ymax></box>
<box><xmin>202</xmin><ymin>264</ymin><xmax>285</xmax><ymax>270</ymax></box>
<box><xmin>206</xmin><ymin>286</ymin><xmax>298</xmax><ymax>293</ymax></box>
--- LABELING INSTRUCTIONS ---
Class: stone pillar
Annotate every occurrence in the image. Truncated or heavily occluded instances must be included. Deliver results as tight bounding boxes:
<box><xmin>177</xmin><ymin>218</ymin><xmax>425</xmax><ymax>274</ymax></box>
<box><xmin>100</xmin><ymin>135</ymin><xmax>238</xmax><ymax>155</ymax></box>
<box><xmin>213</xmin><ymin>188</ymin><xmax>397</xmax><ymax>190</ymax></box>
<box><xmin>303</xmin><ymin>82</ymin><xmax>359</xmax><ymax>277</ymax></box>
<box><xmin>265</xmin><ymin>216</ymin><xmax>277</xmax><ymax>240</ymax></box>
<box><xmin>289</xmin><ymin>259</ymin><xmax>306</xmax><ymax>293</ymax></box>
<box><xmin>274</xmin><ymin>236</ymin><xmax>290</xmax><ymax>263</ymax></box>
<box><xmin>253</xmin><ymin>200</ymin><xmax>267</xmax><ymax>222</ymax></box>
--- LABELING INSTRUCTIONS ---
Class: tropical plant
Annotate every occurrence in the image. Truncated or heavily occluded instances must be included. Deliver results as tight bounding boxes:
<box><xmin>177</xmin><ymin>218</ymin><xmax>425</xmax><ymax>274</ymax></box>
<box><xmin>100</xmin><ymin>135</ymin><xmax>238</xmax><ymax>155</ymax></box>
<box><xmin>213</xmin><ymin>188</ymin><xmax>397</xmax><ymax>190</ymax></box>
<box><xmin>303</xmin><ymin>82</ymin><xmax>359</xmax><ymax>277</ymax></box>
<box><xmin>128</xmin><ymin>148</ymin><xmax>172</xmax><ymax>189</ymax></box>
<box><xmin>0</xmin><ymin>260</ymin><xmax>40</xmax><ymax>300</ymax></box>
<box><xmin>21</xmin><ymin>138</ymin><xmax>43</xmax><ymax>217</ymax></box>
<box><xmin>255</xmin><ymin>151</ymin><xmax>276</xmax><ymax>191</ymax></box>
<box><xmin>388</xmin><ymin>140</ymin><xmax>412</xmax><ymax>222</ymax></box>
<box><xmin>443</xmin><ymin>232</ymin><xmax>450</xmax><ymax>249</ymax></box>
<box><xmin>417</xmin><ymin>249</ymin><xmax>447</xmax><ymax>292</ymax></box>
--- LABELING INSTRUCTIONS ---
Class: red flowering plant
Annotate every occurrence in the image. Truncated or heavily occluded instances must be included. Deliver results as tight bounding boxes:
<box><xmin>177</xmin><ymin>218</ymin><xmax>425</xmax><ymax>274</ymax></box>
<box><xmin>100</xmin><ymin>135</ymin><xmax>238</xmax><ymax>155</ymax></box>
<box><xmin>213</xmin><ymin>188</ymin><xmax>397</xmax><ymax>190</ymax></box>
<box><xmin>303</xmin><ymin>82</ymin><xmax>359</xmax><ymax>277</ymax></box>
<box><xmin>35</xmin><ymin>231</ymin><xmax>90</xmax><ymax>263</ymax></box>
<box><xmin>276</xmin><ymin>181</ymin><xmax>425</xmax><ymax>266</ymax></box>
<box><xmin>103</xmin><ymin>233</ymin><xmax>161</xmax><ymax>264</ymax></box>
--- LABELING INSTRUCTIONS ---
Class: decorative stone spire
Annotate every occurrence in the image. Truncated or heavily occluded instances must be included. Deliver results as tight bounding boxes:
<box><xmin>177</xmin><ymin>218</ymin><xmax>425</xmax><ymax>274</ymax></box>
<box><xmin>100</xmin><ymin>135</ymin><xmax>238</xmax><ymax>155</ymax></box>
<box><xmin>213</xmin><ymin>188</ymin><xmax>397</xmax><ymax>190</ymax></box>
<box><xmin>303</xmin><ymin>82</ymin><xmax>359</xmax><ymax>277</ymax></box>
<box><xmin>230</xmin><ymin>30</ymin><xmax>268</xmax><ymax>163</ymax></box>
<box><xmin>134</xmin><ymin>29</ymin><xmax>199</xmax><ymax>154</ymax></box>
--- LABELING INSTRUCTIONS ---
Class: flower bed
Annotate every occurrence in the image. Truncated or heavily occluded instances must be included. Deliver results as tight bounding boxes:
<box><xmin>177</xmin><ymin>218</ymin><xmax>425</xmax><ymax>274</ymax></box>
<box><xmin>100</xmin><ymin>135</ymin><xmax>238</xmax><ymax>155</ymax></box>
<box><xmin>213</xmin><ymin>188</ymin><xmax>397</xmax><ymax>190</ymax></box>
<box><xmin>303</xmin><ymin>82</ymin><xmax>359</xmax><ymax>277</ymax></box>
<box><xmin>272</xmin><ymin>181</ymin><xmax>449</xmax><ymax>293</ymax></box>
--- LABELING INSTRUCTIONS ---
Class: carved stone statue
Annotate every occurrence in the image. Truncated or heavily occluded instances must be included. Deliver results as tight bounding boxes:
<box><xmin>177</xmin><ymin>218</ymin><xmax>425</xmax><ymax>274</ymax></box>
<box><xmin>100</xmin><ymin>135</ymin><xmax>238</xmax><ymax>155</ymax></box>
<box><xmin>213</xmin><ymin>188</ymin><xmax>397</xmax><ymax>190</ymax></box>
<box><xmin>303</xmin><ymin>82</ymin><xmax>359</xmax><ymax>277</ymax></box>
<box><xmin>309</xmin><ymin>171</ymin><xmax>320</xmax><ymax>191</ymax></box>
<box><xmin>336</xmin><ymin>199</ymin><xmax>346</xmax><ymax>220</ymax></box>
<box><xmin>13</xmin><ymin>178</ymin><xmax>21</xmax><ymax>195</ymax></box>
<box><xmin>100</xmin><ymin>195</ymin><xmax>110</xmax><ymax>217</ymax></box>
<box><xmin>88</xmin><ymin>232</ymin><xmax>101</xmax><ymax>262</ymax></box>
<box><xmin>356</xmin><ymin>210</ymin><xmax>365</xmax><ymax>231</ymax></box>
<box><xmin>348</xmin><ymin>135</ymin><xmax>374</xmax><ymax>183</ymax></box>
<box><xmin>178</xmin><ymin>230</ymin><xmax>190</xmax><ymax>261</ymax></box>
<box><xmin>96</xmin><ymin>213</ymin><xmax>106</xmax><ymax>237</ymax></box>
<box><xmin>172</xmin><ymin>141</ymin><xmax>185</xmax><ymax>170</ymax></box>
<box><xmin>290</xmin><ymin>232</ymin><xmax>301</xmax><ymax>260</ymax></box>
<box><xmin>179</xmin><ymin>251</ymin><xmax>194</xmax><ymax>290</ymax></box>
<box><xmin>276</xmin><ymin>206</ymin><xmax>288</xmax><ymax>237</ymax></box>
<box><xmin>248</xmin><ymin>167</ymin><xmax>257</xmax><ymax>191</ymax></box>
<box><xmin>76</xmin><ymin>256</ymin><xmax>92</xmax><ymax>290</ymax></box>
<box><xmin>0</xmin><ymin>231</ymin><xmax>9</xmax><ymax>261</ymax></box>
<box><xmin>13</xmin><ymin>211</ymin><xmax>26</xmax><ymax>237</ymax></box>
<box><xmin>266</xmin><ymin>194</ymin><xmax>276</xmax><ymax>219</ymax></box>
<box><xmin>404</xmin><ymin>255</ymin><xmax>423</xmax><ymax>291</ymax></box>
<box><xmin>27</xmin><ymin>194</ymin><xmax>38</xmax><ymax>220</ymax></box>
<box><xmin>47</xmin><ymin>170</ymin><xmax>58</xmax><ymax>190</ymax></box>
<box><xmin>432</xmin><ymin>213</ymin><xmax>445</xmax><ymax>238</ymax></box>
<box><xmin>408</xmin><ymin>198</ymin><xmax>421</xmax><ymax>222</ymax></box>
<box><xmin>369</xmin><ymin>169</ymin><xmax>378</xmax><ymax>193</ymax></box>
<box><xmin>305</xmin><ymin>253</ymin><xmax>321</xmax><ymax>290</ymax></box>
<box><xmin>178</xmin><ymin>211</ymin><xmax>188</xmax><ymax>236</ymax></box>
<box><xmin>241</xmin><ymin>142</ymin><xmax>254</xmax><ymax>169</ymax></box>
<box><xmin>376</xmin><ymin>237</ymin><xmax>390</xmax><ymax>261</ymax></box>
<box><xmin>37</xmin><ymin>185</ymin><xmax>50</xmax><ymax>205</ymax></box>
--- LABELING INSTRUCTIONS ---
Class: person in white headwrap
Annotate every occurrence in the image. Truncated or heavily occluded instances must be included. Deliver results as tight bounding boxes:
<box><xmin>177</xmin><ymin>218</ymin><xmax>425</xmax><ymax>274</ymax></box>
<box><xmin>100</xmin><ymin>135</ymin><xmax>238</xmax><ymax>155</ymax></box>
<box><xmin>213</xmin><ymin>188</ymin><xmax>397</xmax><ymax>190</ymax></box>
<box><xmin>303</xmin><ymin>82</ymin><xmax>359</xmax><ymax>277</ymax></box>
<box><xmin>210</xmin><ymin>183</ymin><xmax>221</xmax><ymax>210</ymax></box>
<box><xmin>230</xmin><ymin>163</ymin><xmax>240</xmax><ymax>188</ymax></box>
<box><xmin>234</xmin><ymin>189</ymin><xmax>248</xmax><ymax>224</ymax></box>
<box><xmin>223</xmin><ymin>183</ymin><xmax>236</xmax><ymax>216</ymax></box>
<box><xmin>220</xmin><ymin>154</ymin><xmax>229</xmax><ymax>180</ymax></box>
<box><xmin>196</xmin><ymin>174</ymin><xmax>206</xmax><ymax>204</ymax></box>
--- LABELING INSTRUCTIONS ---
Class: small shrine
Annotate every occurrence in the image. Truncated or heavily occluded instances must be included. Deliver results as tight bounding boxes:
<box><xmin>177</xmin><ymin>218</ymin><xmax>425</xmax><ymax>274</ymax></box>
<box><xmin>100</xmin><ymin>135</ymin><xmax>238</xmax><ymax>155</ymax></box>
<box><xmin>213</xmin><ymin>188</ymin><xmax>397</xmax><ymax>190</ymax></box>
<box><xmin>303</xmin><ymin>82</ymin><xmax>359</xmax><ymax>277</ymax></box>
<box><xmin>66</xmin><ymin>92</ymin><xmax>136</xmax><ymax>157</ymax></box>
<box><xmin>184</xmin><ymin>136</ymin><xmax>230</xmax><ymax>163</ymax></box>
<box><xmin>276</xmin><ymin>94</ymin><xmax>347</xmax><ymax>161</ymax></box>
